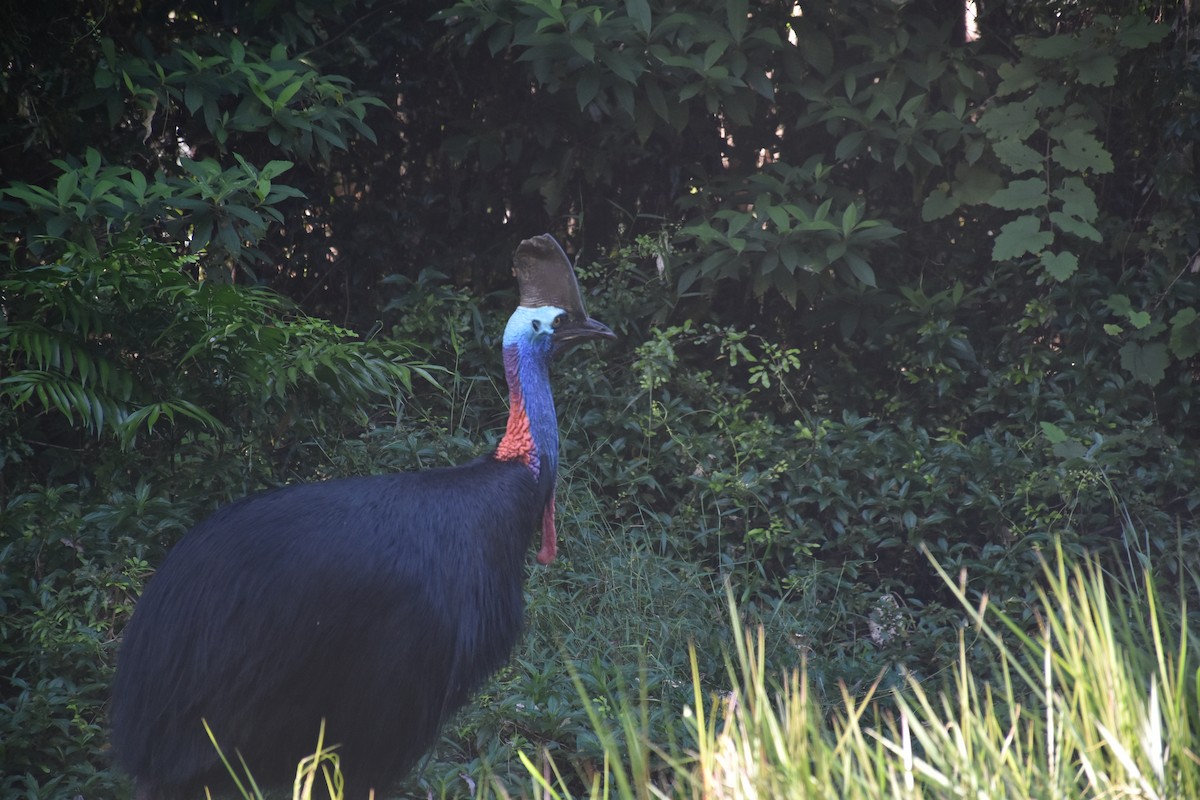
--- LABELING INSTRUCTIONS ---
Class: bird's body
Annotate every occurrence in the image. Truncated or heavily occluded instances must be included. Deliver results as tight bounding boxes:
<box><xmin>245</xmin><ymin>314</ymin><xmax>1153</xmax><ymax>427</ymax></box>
<box><xmin>109</xmin><ymin>235</ymin><xmax>614</xmax><ymax>799</ymax></box>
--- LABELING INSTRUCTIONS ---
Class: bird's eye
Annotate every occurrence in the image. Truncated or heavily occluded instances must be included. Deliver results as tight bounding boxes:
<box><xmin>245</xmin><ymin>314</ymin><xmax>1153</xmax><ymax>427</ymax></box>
<box><xmin>551</xmin><ymin>314</ymin><xmax>564</xmax><ymax>329</ymax></box>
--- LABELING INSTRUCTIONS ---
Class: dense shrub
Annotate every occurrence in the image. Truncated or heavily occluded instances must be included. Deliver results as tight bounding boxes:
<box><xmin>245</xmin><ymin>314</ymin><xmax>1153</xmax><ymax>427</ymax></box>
<box><xmin>3</xmin><ymin>0</ymin><xmax>1200</xmax><ymax>797</ymax></box>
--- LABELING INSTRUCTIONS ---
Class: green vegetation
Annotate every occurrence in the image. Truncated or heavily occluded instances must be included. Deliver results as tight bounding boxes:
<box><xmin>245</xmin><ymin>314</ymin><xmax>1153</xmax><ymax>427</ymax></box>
<box><xmin>520</xmin><ymin>549</ymin><xmax>1200</xmax><ymax>800</ymax></box>
<box><xmin>2</xmin><ymin>0</ymin><xmax>1198</xmax><ymax>797</ymax></box>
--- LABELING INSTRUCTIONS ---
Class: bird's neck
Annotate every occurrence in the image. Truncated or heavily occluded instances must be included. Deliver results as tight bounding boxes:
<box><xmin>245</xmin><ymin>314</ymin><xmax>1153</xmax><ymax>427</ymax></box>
<box><xmin>495</xmin><ymin>344</ymin><xmax>558</xmax><ymax>483</ymax></box>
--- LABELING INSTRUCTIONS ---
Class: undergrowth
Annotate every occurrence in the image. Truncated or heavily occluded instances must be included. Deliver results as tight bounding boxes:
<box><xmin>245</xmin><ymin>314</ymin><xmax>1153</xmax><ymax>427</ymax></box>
<box><xmin>221</xmin><ymin>545</ymin><xmax>1200</xmax><ymax>800</ymax></box>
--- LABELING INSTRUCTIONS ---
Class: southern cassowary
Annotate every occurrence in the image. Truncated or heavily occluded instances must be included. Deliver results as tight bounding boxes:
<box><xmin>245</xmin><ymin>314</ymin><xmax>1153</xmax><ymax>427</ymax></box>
<box><xmin>109</xmin><ymin>235</ymin><xmax>615</xmax><ymax>799</ymax></box>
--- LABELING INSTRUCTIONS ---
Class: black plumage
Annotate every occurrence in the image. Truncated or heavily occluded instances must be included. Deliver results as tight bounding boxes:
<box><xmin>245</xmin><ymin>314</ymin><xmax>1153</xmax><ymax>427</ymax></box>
<box><xmin>109</xmin><ymin>235</ymin><xmax>614</xmax><ymax>798</ymax></box>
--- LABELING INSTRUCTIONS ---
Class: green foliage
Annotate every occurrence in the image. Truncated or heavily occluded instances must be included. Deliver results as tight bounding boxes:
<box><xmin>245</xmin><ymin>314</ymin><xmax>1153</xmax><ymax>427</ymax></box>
<box><xmin>0</xmin><ymin>148</ymin><xmax>305</xmax><ymax>268</ymax></box>
<box><xmin>515</xmin><ymin>549</ymin><xmax>1200</xmax><ymax>799</ymax></box>
<box><xmin>0</xmin><ymin>236</ymin><xmax>433</xmax><ymax>797</ymax></box>
<box><xmin>1</xmin><ymin>8</ymin><xmax>384</xmax><ymax>281</ymax></box>
<box><xmin>966</xmin><ymin>15</ymin><xmax>1167</xmax><ymax>278</ymax></box>
<box><xmin>0</xmin><ymin>238</ymin><xmax>426</xmax><ymax>453</ymax></box>
<box><xmin>3</xmin><ymin>1</ymin><xmax>1200</xmax><ymax>797</ymax></box>
<box><xmin>93</xmin><ymin>35</ymin><xmax>383</xmax><ymax>161</ymax></box>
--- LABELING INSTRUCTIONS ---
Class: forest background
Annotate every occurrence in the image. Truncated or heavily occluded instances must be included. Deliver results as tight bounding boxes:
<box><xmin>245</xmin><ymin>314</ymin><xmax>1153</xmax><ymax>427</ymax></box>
<box><xmin>2</xmin><ymin>0</ymin><xmax>1199</xmax><ymax>797</ymax></box>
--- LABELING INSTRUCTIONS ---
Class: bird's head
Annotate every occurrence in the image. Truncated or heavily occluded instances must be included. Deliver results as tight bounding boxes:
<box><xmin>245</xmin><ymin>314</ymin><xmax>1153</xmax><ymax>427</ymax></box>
<box><xmin>502</xmin><ymin>305</ymin><xmax>615</xmax><ymax>357</ymax></box>
<box><xmin>499</xmin><ymin>235</ymin><xmax>613</xmax><ymax>567</ymax></box>
<box><xmin>509</xmin><ymin>234</ymin><xmax>615</xmax><ymax>357</ymax></box>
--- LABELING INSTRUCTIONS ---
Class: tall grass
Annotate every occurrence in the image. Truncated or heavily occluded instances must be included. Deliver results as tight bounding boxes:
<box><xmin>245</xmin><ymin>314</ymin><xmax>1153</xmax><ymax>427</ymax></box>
<box><xmin>513</xmin><ymin>545</ymin><xmax>1199</xmax><ymax>800</ymax></box>
<box><xmin>231</xmin><ymin>544</ymin><xmax>1197</xmax><ymax>800</ymax></box>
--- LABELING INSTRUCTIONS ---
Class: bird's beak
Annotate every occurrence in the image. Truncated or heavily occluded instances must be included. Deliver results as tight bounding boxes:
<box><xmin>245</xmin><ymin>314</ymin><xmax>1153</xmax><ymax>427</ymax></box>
<box><xmin>552</xmin><ymin>316</ymin><xmax>616</xmax><ymax>355</ymax></box>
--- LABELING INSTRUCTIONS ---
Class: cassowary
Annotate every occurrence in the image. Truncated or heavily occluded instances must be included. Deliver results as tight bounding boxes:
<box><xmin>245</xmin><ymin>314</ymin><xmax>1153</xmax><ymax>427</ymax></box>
<box><xmin>110</xmin><ymin>235</ymin><xmax>615</xmax><ymax>799</ymax></box>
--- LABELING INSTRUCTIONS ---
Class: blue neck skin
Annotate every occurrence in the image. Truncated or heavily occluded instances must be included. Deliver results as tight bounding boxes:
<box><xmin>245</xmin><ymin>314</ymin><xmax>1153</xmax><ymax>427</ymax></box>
<box><xmin>502</xmin><ymin>307</ymin><xmax>560</xmax><ymax>489</ymax></box>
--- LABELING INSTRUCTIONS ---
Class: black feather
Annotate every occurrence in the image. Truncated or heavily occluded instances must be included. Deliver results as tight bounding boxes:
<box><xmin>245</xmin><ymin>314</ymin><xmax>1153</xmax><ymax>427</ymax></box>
<box><xmin>110</xmin><ymin>458</ymin><xmax>543</xmax><ymax>798</ymax></box>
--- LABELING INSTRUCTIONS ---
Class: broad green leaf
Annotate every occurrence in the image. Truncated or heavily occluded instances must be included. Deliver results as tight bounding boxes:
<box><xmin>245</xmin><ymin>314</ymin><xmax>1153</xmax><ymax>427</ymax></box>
<box><xmin>1053</xmin><ymin>176</ymin><xmax>1099</xmax><ymax>222</ymax></box>
<box><xmin>1040</xmin><ymin>421</ymin><xmax>1069</xmax><ymax>443</ymax></box>
<box><xmin>992</xmin><ymin>215</ymin><xmax>1052</xmax><ymax>261</ymax></box>
<box><xmin>851</xmin><ymin>221</ymin><xmax>903</xmax><ymax>242</ymax></box>
<box><xmin>644</xmin><ymin>78</ymin><xmax>669</xmax><ymax>122</ymax></box>
<box><xmin>921</xmin><ymin>187</ymin><xmax>956</xmax><ymax>221</ymax></box>
<box><xmin>184</xmin><ymin>81</ymin><xmax>204</xmax><ymax>113</ymax></box>
<box><xmin>992</xmin><ymin>137</ymin><xmax>1043</xmax><ymax>174</ymax></box>
<box><xmin>1049</xmin><ymin>211</ymin><xmax>1101</xmax><ymax>242</ymax></box>
<box><xmin>978</xmin><ymin>100</ymin><xmax>1039</xmax><ymax>141</ymax></box>
<box><xmin>1104</xmin><ymin>296</ymin><xmax>1152</xmax><ymax>329</ymax></box>
<box><xmin>988</xmin><ymin>178</ymin><xmax>1047</xmax><ymax>210</ymax></box>
<box><xmin>569</xmin><ymin>36</ymin><xmax>595</xmax><ymax>61</ymax></box>
<box><xmin>1029</xmin><ymin>82</ymin><xmax>1068</xmax><ymax>110</ymax></box>
<box><xmin>1074</xmin><ymin>53</ymin><xmax>1117</xmax><ymax>86</ymax></box>
<box><xmin>764</xmin><ymin>205</ymin><xmax>790</xmax><ymax>231</ymax></box>
<box><xmin>996</xmin><ymin>59</ymin><xmax>1040</xmax><ymax>96</ymax></box>
<box><xmin>841</xmin><ymin>203</ymin><xmax>859</xmax><ymax>235</ymax></box>
<box><xmin>260</xmin><ymin>160</ymin><xmax>294</xmax><ymax>180</ymax></box>
<box><xmin>1119</xmin><ymin>341</ymin><xmax>1169</xmax><ymax>385</ymax></box>
<box><xmin>1020</xmin><ymin>34</ymin><xmax>1084</xmax><ymax>59</ymax></box>
<box><xmin>625</xmin><ymin>0</ymin><xmax>651</xmax><ymax>35</ymax></box>
<box><xmin>703</xmin><ymin>40</ymin><xmax>729</xmax><ymax>71</ymax></box>
<box><xmin>276</xmin><ymin>80</ymin><xmax>305</xmax><ymax>108</ymax></box>
<box><xmin>795</xmin><ymin>28</ymin><xmax>833</xmax><ymax>75</ymax></box>
<box><xmin>1039</xmin><ymin>250</ymin><xmax>1078</xmax><ymax>281</ymax></box>
<box><xmin>1108</xmin><ymin>294</ymin><xmax>1135</xmax><ymax>315</ymax></box>
<box><xmin>1169</xmin><ymin>308</ymin><xmax>1200</xmax><ymax>359</ymax></box>
<box><xmin>835</xmin><ymin>130</ymin><xmax>865</xmax><ymax>161</ymax></box>
<box><xmin>1052</xmin><ymin>439</ymin><xmax>1090</xmax><ymax>461</ymax></box>
<box><xmin>726</xmin><ymin>0</ymin><xmax>748</xmax><ymax>43</ymax></box>
<box><xmin>576</xmin><ymin>70</ymin><xmax>599</xmax><ymax>109</ymax></box>
<box><xmin>1051</xmin><ymin>130</ymin><xmax>1114</xmax><ymax>173</ymax></box>
<box><xmin>4</xmin><ymin>182</ymin><xmax>57</xmax><ymax>206</ymax></box>
<box><xmin>129</xmin><ymin>169</ymin><xmax>147</xmax><ymax>200</ymax></box>
<box><xmin>843</xmin><ymin>252</ymin><xmax>876</xmax><ymax>287</ymax></box>
<box><xmin>1116</xmin><ymin>16</ymin><xmax>1170</xmax><ymax>49</ymax></box>
<box><xmin>952</xmin><ymin>165</ymin><xmax>1005</xmax><ymax>204</ymax></box>
<box><xmin>56</xmin><ymin>171</ymin><xmax>79</xmax><ymax>206</ymax></box>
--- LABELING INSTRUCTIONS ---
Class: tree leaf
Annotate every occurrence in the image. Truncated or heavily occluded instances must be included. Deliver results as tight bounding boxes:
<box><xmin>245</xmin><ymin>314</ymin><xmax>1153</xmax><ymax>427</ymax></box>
<box><xmin>952</xmin><ymin>164</ymin><xmax>1005</xmax><ymax>205</ymax></box>
<box><xmin>922</xmin><ymin>187</ymin><xmax>956</xmax><ymax>221</ymax></box>
<box><xmin>991</xmin><ymin>138</ymin><xmax>1043</xmax><ymax>174</ymax></box>
<box><xmin>1074</xmin><ymin>53</ymin><xmax>1117</xmax><ymax>87</ymax></box>
<box><xmin>1051</xmin><ymin>130</ymin><xmax>1114</xmax><ymax>173</ymax></box>
<box><xmin>726</xmin><ymin>0</ymin><xmax>748</xmax><ymax>43</ymax></box>
<box><xmin>978</xmin><ymin>100</ymin><xmax>1039</xmax><ymax>141</ymax></box>
<box><xmin>1020</xmin><ymin>33</ymin><xmax>1084</xmax><ymax>59</ymax></box>
<box><xmin>1116</xmin><ymin>16</ymin><xmax>1170</xmax><ymax>49</ymax></box>
<box><xmin>1040</xmin><ymin>421</ymin><xmax>1069</xmax><ymax>443</ymax></box>
<box><xmin>992</xmin><ymin>215</ymin><xmax>1052</xmax><ymax>261</ymax></box>
<box><xmin>795</xmin><ymin>27</ymin><xmax>833</xmax><ymax>75</ymax></box>
<box><xmin>1119</xmin><ymin>341</ymin><xmax>1169</xmax><ymax>385</ymax></box>
<box><xmin>996</xmin><ymin>59</ymin><xmax>1040</xmax><ymax>96</ymax></box>
<box><xmin>1049</xmin><ymin>211</ymin><xmax>1102</xmax><ymax>242</ymax></box>
<box><xmin>56</xmin><ymin>171</ymin><xmax>79</xmax><ymax>206</ymax></box>
<box><xmin>987</xmin><ymin>178</ymin><xmax>1047</xmax><ymax>210</ymax></box>
<box><xmin>569</xmin><ymin>36</ymin><xmax>595</xmax><ymax>62</ymax></box>
<box><xmin>1052</xmin><ymin>176</ymin><xmax>1099</xmax><ymax>222</ymax></box>
<box><xmin>843</xmin><ymin>252</ymin><xmax>876</xmax><ymax>287</ymax></box>
<box><xmin>1040</xmin><ymin>250</ymin><xmax>1078</xmax><ymax>280</ymax></box>
<box><xmin>576</xmin><ymin>70</ymin><xmax>600</xmax><ymax>109</ymax></box>
<box><xmin>624</xmin><ymin>0</ymin><xmax>651</xmax><ymax>35</ymax></box>
<box><xmin>1169</xmin><ymin>308</ymin><xmax>1200</xmax><ymax>359</ymax></box>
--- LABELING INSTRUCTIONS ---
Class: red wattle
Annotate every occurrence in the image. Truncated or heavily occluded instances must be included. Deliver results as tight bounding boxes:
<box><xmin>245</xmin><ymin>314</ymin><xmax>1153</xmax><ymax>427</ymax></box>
<box><xmin>536</xmin><ymin>497</ymin><xmax>557</xmax><ymax>565</ymax></box>
<box><xmin>495</xmin><ymin>393</ymin><xmax>534</xmax><ymax>467</ymax></box>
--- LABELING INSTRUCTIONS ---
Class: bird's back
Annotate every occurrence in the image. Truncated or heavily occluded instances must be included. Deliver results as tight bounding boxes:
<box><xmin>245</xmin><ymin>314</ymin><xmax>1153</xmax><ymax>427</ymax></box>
<box><xmin>110</xmin><ymin>458</ymin><xmax>542</xmax><ymax>798</ymax></box>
